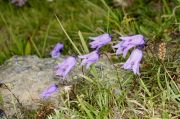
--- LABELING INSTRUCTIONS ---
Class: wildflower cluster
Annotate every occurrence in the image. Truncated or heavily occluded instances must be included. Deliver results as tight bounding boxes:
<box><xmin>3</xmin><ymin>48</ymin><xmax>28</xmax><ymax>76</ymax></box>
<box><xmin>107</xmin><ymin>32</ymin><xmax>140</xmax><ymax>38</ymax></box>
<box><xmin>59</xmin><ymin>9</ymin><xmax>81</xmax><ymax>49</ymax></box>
<box><xmin>53</xmin><ymin>33</ymin><xmax>112</xmax><ymax>79</ymax></box>
<box><xmin>113</xmin><ymin>35</ymin><xmax>145</xmax><ymax>75</ymax></box>
<box><xmin>40</xmin><ymin>33</ymin><xmax>145</xmax><ymax>98</ymax></box>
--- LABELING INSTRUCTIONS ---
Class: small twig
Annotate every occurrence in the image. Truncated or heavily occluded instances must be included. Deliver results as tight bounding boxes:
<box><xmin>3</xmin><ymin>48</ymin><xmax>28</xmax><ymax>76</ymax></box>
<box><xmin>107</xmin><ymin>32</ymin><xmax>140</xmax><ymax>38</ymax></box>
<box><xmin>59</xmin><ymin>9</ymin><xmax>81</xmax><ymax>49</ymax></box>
<box><xmin>2</xmin><ymin>83</ymin><xmax>23</xmax><ymax>107</ymax></box>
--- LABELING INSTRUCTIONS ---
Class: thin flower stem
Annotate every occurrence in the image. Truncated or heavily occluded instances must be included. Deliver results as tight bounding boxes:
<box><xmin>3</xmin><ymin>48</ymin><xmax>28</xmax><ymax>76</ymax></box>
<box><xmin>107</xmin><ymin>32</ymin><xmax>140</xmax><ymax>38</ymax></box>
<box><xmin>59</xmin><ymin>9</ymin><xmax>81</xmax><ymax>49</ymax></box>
<box><xmin>102</xmin><ymin>52</ymin><xmax>122</xmax><ymax>90</ymax></box>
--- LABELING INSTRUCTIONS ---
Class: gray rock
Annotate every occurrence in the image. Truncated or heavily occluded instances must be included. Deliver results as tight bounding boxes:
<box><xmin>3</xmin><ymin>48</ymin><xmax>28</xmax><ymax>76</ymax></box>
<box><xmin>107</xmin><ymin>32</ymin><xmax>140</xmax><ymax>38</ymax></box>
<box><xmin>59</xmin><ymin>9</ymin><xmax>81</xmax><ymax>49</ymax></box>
<box><xmin>0</xmin><ymin>55</ymin><xmax>81</xmax><ymax>118</ymax></box>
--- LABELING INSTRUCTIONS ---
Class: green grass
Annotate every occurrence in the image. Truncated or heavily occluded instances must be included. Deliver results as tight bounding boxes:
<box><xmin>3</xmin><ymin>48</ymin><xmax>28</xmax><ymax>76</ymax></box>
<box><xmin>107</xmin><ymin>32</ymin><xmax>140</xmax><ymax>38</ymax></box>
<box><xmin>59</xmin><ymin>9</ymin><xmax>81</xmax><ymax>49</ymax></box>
<box><xmin>0</xmin><ymin>0</ymin><xmax>107</xmax><ymax>63</ymax></box>
<box><xmin>0</xmin><ymin>0</ymin><xmax>180</xmax><ymax>118</ymax></box>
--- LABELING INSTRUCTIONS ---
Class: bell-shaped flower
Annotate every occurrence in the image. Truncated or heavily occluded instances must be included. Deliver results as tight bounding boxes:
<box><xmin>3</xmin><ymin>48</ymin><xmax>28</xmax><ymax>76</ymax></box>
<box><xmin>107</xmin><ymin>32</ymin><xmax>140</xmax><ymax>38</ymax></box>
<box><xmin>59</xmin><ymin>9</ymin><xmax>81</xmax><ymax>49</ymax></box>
<box><xmin>79</xmin><ymin>51</ymin><xmax>99</xmax><ymax>69</ymax></box>
<box><xmin>122</xmin><ymin>49</ymin><xmax>143</xmax><ymax>75</ymax></box>
<box><xmin>112</xmin><ymin>34</ymin><xmax>145</xmax><ymax>58</ymax></box>
<box><xmin>89</xmin><ymin>33</ymin><xmax>112</xmax><ymax>49</ymax></box>
<box><xmin>55</xmin><ymin>56</ymin><xmax>76</xmax><ymax>78</ymax></box>
<box><xmin>50</xmin><ymin>43</ymin><xmax>64</xmax><ymax>58</ymax></box>
<box><xmin>40</xmin><ymin>84</ymin><xmax>58</xmax><ymax>99</ymax></box>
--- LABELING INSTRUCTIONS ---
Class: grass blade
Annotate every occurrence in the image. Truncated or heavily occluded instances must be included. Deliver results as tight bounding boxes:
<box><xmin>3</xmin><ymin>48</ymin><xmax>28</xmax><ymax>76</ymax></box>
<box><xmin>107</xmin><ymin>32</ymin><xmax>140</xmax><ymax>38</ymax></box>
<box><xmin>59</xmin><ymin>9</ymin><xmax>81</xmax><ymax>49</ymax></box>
<box><xmin>78</xmin><ymin>31</ymin><xmax>89</xmax><ymax>54</ymax></box>
<box><xmin>56</xmin><ymin>15</ymin><xmax>81</xmax><ymax>55</ymax></box>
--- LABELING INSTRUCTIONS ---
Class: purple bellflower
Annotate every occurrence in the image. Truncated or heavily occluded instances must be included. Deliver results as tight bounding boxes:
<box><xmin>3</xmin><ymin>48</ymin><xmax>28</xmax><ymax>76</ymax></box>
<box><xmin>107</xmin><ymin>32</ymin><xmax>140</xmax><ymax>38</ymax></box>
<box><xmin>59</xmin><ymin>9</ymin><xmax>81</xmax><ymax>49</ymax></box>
<box><xmin>112</xmin><ymin>34</ymin><xmax>145</xmax><ymax>58</ymax></box>
<box><xmin>55</xmin><ymin>56</ymin><xmax>76</xmax><ymax>78</ymax></box>
<box><xmin>11</xmin><ymin>0</ymin><xmax>27</xmax><ymax>6</ymax></box>
<box><xmin>122</xmin><ymin>48</ymin><xmax>143</xmax><ymax>75</ymax></box>
<box><xmin>79</xmin><ymin>50</ymin><xmax>99</xmax><ymax>69</ymax></box>
<box><xmin>50</xmin><ymin>43</ymin><xmax>64</xmax><ymax>58</ymax></box>
<box><xmin>89</xmin><ymin>33</ymin><xmax>112</xmax><ymax>49</ymax></box>
<box><xmin>40</xmin><ymin>84</ymin><xmax>58</xmax><ymax>99</ymax></box>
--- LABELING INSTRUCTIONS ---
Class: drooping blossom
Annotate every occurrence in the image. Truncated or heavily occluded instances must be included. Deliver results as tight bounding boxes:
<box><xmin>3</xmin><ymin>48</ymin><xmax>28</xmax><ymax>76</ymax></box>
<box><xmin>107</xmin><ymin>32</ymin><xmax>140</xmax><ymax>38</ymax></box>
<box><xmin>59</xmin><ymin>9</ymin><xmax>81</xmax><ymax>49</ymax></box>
<box><xmin>112</xmin><ymin>34</ymin><xmax>145</xmax><ymax>58</ymax></box>
<box><xmin>122</xmin><ymin>48</ymin><xmax>143</xmax><ymax>75</ymax></box>
<box><xmin>11</xmin><ymin>0</ymin><xmax>27</xmax><ymax>6</ymax></box>
<box><xmin>40</xmin><ymin>84</ymin><xmax>58</xmax><ymax>99</ymax></box>
<box><xmin>50</xmin><ymin>43</ymin><xmax>64</xmax><ymax>58</ymax></box>
<box><xmin>78</xmin><ymin>50</ymin><xmax>99</xmax><ymax>69</ymax></box>
<box><xmin>55</xmin><ymin>56</ymin><xmax>76</xmax><ymax>78</ymax></box>
<box><xmin>89</xmin><ymin>33</ymin><xmax>112</xmax><ymax>49</ymax></box>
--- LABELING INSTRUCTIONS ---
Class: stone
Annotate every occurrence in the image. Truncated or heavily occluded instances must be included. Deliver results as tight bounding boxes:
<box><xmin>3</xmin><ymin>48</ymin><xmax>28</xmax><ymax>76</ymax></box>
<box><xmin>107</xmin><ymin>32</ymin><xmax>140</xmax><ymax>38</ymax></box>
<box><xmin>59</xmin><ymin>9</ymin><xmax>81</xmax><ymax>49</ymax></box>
<box><xmin>0</xmin><ymin>55</ymin><xmax>81</xmax><ymax>118</ymax></box>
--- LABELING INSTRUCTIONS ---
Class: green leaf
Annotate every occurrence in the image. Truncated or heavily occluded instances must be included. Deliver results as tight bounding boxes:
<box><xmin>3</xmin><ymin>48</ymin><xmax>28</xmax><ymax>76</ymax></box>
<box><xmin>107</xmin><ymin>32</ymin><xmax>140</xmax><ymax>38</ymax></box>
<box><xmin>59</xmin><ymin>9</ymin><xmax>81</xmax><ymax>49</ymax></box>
<box><xmin>25</xmin><ymin>41</ymin><xmax>31</xmax><ymax>55</ymax></box>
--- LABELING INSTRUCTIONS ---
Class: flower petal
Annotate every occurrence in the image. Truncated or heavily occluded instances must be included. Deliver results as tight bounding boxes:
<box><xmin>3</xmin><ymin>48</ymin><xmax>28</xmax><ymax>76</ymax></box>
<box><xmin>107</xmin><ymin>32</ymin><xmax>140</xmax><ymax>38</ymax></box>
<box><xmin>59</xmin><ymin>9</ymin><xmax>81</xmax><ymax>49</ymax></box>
<box><xmin>122</xmin><ymin>45</ymin><xmax>135</xmax><ymax>58</ymax></box>
<box><xmin>50</xmin><ymin>43</ymin><xmax>64</xmax><ymax>58</ymax></box>
<box><xmin>122</xmin><ymin>49</ymin><xmax>143</xmax><ymax>75</ymax></box>
<box><xmin>89</xmin><ymin>33</ymin><xmax>112</xmax><ymax>49</ymax></box>
<box><xmin>79</xmin><ymin>51</ymin><xmax>99</xmax><ymax>69</ymax></box>
<box><xmin>55</xmin><ymin>56</ymin><xmax>76</xmax><ymax>78</ymax></box>
<box><xmin>40</xmin><ymin>84</ymin><xmax>58</xmax><ymax>99</ymax></box>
